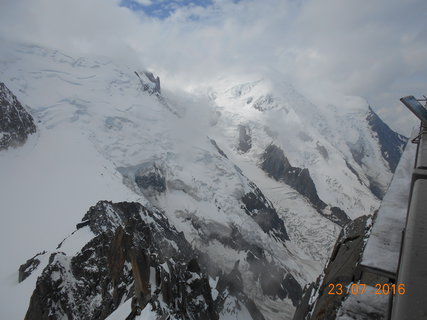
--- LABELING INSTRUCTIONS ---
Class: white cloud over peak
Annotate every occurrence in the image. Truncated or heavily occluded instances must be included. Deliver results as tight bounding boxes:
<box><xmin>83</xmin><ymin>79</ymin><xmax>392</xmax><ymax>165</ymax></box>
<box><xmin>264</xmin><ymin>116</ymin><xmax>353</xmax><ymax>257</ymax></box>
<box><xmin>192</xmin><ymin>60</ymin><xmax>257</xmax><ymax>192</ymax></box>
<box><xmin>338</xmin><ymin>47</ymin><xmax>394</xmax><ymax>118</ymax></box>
<box><xmin>0</xmin><ymin>0</ymin><xmax>425</xmax><ymax>134</ymax></box>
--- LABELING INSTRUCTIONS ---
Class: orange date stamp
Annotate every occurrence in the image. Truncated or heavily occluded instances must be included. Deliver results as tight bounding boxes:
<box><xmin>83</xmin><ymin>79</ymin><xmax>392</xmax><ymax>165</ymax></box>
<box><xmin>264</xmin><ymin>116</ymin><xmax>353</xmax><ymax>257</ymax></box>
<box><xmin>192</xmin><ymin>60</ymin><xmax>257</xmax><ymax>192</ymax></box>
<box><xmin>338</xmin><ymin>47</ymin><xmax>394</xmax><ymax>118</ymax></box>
<box><xmin>327</xmin><ymin>283</ymin><xmax>406</xmax><ymax>295</ymax></box>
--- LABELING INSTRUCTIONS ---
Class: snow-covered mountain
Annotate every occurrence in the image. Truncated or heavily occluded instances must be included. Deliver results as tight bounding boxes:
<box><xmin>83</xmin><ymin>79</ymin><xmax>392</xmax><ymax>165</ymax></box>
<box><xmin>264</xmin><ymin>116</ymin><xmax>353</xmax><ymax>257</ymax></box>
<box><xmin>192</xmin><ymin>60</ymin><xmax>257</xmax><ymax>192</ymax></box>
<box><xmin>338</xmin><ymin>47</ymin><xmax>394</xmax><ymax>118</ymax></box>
<box><xmin>0</xmin><ymin>41</ymin><xmax>406</xmax><ymax>320</ymax></box>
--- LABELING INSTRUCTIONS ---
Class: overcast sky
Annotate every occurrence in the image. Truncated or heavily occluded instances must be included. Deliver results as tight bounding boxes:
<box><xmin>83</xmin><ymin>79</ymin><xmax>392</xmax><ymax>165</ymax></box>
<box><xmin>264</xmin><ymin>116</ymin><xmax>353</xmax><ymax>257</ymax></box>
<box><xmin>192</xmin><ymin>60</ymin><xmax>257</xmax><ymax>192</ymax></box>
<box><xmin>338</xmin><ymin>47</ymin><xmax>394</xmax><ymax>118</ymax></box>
<box><xmin>1</xmin><ymin>0</ymin><xmax>426</xmax><ymax>135</ymax></box>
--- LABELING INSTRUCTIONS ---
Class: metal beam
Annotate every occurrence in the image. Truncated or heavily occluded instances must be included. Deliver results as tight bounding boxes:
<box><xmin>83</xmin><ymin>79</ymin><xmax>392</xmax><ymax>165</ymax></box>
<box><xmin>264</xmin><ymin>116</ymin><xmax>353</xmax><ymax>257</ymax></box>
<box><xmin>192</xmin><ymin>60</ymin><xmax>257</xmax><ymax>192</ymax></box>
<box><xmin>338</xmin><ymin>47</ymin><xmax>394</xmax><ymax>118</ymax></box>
<box><xmin>400</xmin><ymin>96</ymin><xmax>427</xmax><ymax>125</ymax></box>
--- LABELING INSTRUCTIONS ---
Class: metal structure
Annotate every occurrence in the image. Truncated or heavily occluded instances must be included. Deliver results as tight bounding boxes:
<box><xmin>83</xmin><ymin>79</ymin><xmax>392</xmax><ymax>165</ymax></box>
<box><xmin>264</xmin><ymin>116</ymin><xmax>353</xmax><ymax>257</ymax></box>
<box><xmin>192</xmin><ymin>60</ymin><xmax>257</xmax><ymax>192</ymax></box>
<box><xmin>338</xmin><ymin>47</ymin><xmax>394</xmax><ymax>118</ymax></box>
<box><xmin>390</xmin><ymin>95</ymin><xmax>427</xmax><ymax>320</ymax></box>
<box><xmin>400</xmin><ymin>95</ymin><xmax>427</xmax><ymax>125</ymax></box>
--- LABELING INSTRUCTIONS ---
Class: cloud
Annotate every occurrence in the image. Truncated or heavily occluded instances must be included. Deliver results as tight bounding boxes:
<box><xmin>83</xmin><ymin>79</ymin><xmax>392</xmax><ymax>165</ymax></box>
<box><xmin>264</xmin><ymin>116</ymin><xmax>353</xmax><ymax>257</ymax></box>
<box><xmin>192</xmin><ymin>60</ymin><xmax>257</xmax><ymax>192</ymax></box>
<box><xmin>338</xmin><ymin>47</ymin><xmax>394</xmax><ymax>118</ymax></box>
<box><xmin>0</xmin><ymin>0</ymin><xmax>425</xmax><ymax>134</ymax></box>
<box><xmin>134</xmin><ymin>0</ymin><xmax>152</xmax><ymax>5</ymax></box>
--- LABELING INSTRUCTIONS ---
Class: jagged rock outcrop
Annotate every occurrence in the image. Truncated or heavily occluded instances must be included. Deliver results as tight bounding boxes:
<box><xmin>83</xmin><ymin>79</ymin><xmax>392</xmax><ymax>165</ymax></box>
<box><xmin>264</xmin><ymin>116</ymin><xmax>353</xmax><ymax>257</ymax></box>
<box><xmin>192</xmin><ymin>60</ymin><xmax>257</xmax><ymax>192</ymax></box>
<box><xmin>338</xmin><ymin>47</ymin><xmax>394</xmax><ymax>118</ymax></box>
<box><xmin>367</xmin><ymin>107</ymin><xmax>407</xmax><ymax>173</ymax></box>
<box><xmin>261</xmin><ymin>144</ymin><xmax>351</xmax><ymax>226</ymax></box>
<box><xmin>134</xmin><ymin>164</ymin><xmax>166</xmax><ymax>194</ymax></box>
<box><xmin>261</xmin><ymin>144</ymin><xmax>326</xmax><ymax>211</ymax></box>
<box><xmin>18</xmin><ymin>251</ymin><xmax>46</xmax><ymax>283</ymax></box>
<box><xmin>293</xmin><ymin>215</ymin><xmax>371</xmax><ymax>320</ymax></box>
<box><xmin>0</xmin><ymin>82</ymin><xmax>36</xmax><ymax>150</ymax></box>
<box><xmin>210</xmin><ymin>138</ymin><xmax>228</xmax><ymax>158</ymax></box>
<box><xmin>328</xmin><ymin>207</ymin><xmax>351</xmax><ymax>226</ymax></box>
<box><xmin>241</xmin><ymin>181</ymin><xmax>289</xmax><ymax>241</ymax></box>
<box><xmin>252</xmin><ymin>94</ymin><xmax>279</xmax><ymax>111</ymax></box>
<box><xmin>22</xmin><ymin>201</ymin><xmax>264</xmax><ymax>320</ymax></box>
<box><xmin>118</xmin><ymin>163</ymin><xmax>167</xmax><ymax>198</ymax></box>
<box><xmin>134</xmin><ymin>71</ymin><xmax>180</xmax><ymax>116</ymax></box>
<box><xmin>238</xmin><ymin>124</ymin><xmax>252</xmax><ymax>153</ymax></box>
<box><xmin>134</xmin><ymin>71</ymin><xmax>160</xmax><ymax>95</ymax></box>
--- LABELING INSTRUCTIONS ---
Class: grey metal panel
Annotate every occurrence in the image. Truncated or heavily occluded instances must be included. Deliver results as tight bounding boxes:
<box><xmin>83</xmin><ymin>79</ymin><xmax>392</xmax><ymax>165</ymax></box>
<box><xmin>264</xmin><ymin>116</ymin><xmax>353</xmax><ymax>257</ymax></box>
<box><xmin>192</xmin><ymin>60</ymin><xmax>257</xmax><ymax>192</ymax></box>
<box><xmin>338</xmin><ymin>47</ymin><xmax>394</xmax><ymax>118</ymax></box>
<box><xmin>400</xmin><ymin>96</ymin><xmax>427</xmax><ymax>125</ymax></box>
<box><xmin>360</xmin><ymin>142</ymin><xmax>415</xmax><ymax>276</ymax></box>
<box><xmin>391</xmin><ymin>179</ymin><xmax>427</xmax><ymax>320</ymax></box>
<box><xmin>416</xmin><ymin>132</ymin><xmax>427</xmax><ymax>169</ymax></box>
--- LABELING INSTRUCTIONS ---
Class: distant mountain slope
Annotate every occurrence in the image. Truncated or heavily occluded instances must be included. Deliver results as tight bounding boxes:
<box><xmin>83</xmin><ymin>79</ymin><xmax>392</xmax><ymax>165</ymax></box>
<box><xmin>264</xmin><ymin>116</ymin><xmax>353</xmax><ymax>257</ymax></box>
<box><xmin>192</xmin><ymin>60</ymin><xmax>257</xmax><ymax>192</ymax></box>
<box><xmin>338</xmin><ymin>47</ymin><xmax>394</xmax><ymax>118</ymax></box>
<box><xmin>366</xmin><ymin>106</ymin><xmax>407</xmax><ymax>173</ymax></box>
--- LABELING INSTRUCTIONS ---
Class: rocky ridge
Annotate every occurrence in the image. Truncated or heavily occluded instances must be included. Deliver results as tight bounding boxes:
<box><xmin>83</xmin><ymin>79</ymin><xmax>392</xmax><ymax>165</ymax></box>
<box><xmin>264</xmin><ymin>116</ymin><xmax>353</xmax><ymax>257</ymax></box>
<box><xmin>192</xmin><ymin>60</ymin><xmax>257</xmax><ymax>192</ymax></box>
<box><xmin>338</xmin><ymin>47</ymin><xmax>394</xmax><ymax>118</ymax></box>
<box><xmin>0</xmin><ymin>81</ymin><xmax>36</xmax><ymax>150</ymax></box>
<box><xmin>261</xmin><ymin>144</ymin><xmax>351</xmax><ymax>227</ymax></box>
<box><xmin>292</xmin><ymin>215</ymin><xmax>381</xmax><ymax>320</ymax></box>
<box><xmin>21</xmin><ymin>201</ymin><xmax>265</xmax><ymax>320</ymax></box>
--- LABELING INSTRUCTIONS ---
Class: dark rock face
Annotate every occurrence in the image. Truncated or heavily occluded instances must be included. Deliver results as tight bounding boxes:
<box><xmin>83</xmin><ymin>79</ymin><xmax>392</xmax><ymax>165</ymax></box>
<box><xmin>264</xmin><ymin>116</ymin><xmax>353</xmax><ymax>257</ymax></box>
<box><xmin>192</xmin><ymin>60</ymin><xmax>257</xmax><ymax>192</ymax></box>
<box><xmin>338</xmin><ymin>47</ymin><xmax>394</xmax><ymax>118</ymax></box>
<box><xmin>238</xmin><ymin>125</ymin><xmax>252</xmax><ymax>153</ymax></box>
<box><xmin>134</xmin><ymin>71</ymin><xmax>180</xmax><ymax>116</ymax></box>
<box><xmin>22</xmin><ymin>201</ymin><xmax>263</xmax><ymax>320</ymax></box>
<box><xmin>293</xmin><ymin>215</ymin><xmax>371</xmax><ymax>320</ymax></box>
<box><xmin>261</xmin><ymin>144</ymin><xmax>326</xmax><ymax>211</ymax></box>
<box><xmin>143</xmin><ymin>71</ymin><xmax>161</xmax><ymax>94</ymax></box>
<box><xmin>18</xmin><ymin>251</ymin><xmax>46</xmax><ymax>283</ymax></box>
<box><xmin>261</xmin><ymin>144</ymin><xmax>292</xmax><ymax>178</ymax></box>
<box><xmin>261</xmin><ymin>144</ymin><xmax>351</xmax><ymax>226</ymax></box>
<box><xmin>367</xmin><ymin>107</ymin><xmax>407</xmax><ymax>173</ymax></box>
<box><xmin>134</xmin><ymin>164</ymin><xmax>166</xmax><ymax>194</ymax></box>
<box><xmin>0</xmin><ymin>82</ymin><xmax>36</xmax><ymax>150</ymax></box>
<box><xmin>218</xmin><ymin>261</ymin><xmax>244</xmax><ymax>295</ymax></box>
<box><xmin>241</xmin><ymin>181</ymin><xmax>289</xmax><ymax>241</ymax></box>
<box><xmin>329</xmin><ymin>207</ymin><xmax>352</xmax><ymax>226</ymax></box>
<box><xmin>118</xmin><ymin>163</ymin><xmax>167</xmax><ymax>198</ymax></box>
<box><xmin>247</xmin><ymin>250</ymin><xmax>302</xmax><ymax>307</ymax></box>
<box><xmin>134</xmin><ymin>71</ymin><xmax>161</xmax><ymax>95</ymax></box>
<box><xmin>367</xmin><ymin>176</ymin><xmax>385</xmax><ymax>200</ymax></box>
<box><xmin>285</xmin><ymin>167</ymin><xmax>325</xmax><ymax>210</ymax></box>
<box><xmin>316</xmin><ymin>142</ymin><xmax>329</xmax><ymax>160</ymax></box>
<box><xmin>345</xmin><ymin>160</ymin><xmax>364</xmax><ymax>185</ymax></box>
<box><xmin>210</xmin><ymin>138</ymin><xmax>228</xmax><ymax>158</ymax></box>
